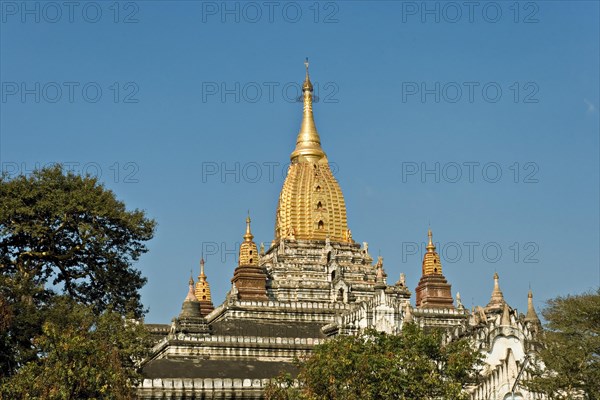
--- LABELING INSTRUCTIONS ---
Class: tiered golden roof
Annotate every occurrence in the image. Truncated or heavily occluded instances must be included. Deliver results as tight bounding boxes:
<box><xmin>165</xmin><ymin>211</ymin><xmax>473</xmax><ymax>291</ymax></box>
<box><xmin>194</xmin><ymin>258</ymin><xmax>212</xmax><ymax>302</ymax></box>
<box><xmin>239</xmin><ymin>215</ymin><xmax>258</xmax><ymax>266</ymax></box>
<box><xmin>422</xmin><ymin>229</ymin><xmax>442</xmax><ymax>275</ymax></box>
<box><xmin>275</xmin><ymin>59</ymin><xmax>349</xmax><ymax>242</ymax></box>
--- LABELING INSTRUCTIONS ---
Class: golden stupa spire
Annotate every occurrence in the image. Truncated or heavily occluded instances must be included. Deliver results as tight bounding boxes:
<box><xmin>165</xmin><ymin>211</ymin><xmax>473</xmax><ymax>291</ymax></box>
<box><xmin>274</xmin><ymin>60</ymin><xmax>348</xmax><ymax>242</ymax></box>
<box><xmin>290</xmin><ymin>58</ymin><xmax>326</xmax><ymax>163</ymax></box>
<box><xmin>239</xmin><ymin>214</ymin><xmax>259</xmax><ymax>266</ymax></box>
<box><xmin>426</xmin><ymin>228</ymin><xmax>435</xmax><ymax>253</ymax></box>
<box><xmin>303</xmin><ymin>57</ymin><xmax>313</xmax><ymax>91</ymax></box>
<box><xmin>199</xmin><ymin>256</ymin><xmax>206</xmax><ymax>278</ymax></box>
<box><xmin>195</xmin><ymin>257</ymin><xmax>213</xmax><ymax>306</ymax></box>
<box><xmin>244</xmin><ymin>212</ymin><xmax>254</xmax><ymax>242</ymax></box>
<box><xmin>421</xmin><ymin>228</ymin><xmax>442</xmax><ymax>275</ymax></box>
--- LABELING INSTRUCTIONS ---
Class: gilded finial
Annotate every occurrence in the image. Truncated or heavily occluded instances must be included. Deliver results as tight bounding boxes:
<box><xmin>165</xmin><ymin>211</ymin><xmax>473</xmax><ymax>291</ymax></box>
<box><xmin>426</xmin><ymin>229</ymin><xmax>435</xmax><ymax>253</ymax></box>
<box><xmin>291</xmin><ymin>58</ymin><xmax>325</xmax><ymax>163</ymax></box>
<box><xmin>239</xmin><ymin>214</ymin><xmax>259</xmax><ymax>267</ymax></box>
<box><xmin>303</xmin><ymin>57</ymin><xmax>313</xmax><ymax>92</ymax></box>
<box><xmin>420</xmin><ymin>228</ymin><xmax>443</xmax><ymax>276</ymax></box>
<box><xmin>200</xmin><ymin>257</ymin><xmax>205</xmax><ymax>277</ymax></box>
<box><xmin>194</xmin><ymin>257</ymin><xmax>214</xmax><ymax>314</ymax></box>
<box><xmin>244</xmin><ymin>213</ymin><xmax>254</xmax><ymax>242</ymax></box>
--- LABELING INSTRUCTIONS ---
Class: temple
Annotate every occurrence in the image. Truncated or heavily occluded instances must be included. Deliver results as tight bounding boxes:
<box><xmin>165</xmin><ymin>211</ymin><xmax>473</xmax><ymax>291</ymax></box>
<box><xmin>138</xmin><ymin>61</ymin><xmax>543</xmax><ymax>400</ymax></box>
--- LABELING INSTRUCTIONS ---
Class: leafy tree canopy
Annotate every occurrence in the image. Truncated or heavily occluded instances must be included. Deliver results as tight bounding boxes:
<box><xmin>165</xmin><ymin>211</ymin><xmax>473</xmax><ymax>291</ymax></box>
<box><xmin>0</xmin><ymin>297</ymin><xmax>150</xmax><ymax>400</ymax></box>
<box><xmin>525</xmin><ymin>289</ymin><xmax>600</xmax><ymax>400</ymax></box>
<box><xmin>266</xmin><ymin>323</ymin><xmax>483</xmax><ymax>400</ymax></box>
<box><xmin>0</xmin><ymin>165</ymin><xmax>155</xmax><ymax>377</ymax></box>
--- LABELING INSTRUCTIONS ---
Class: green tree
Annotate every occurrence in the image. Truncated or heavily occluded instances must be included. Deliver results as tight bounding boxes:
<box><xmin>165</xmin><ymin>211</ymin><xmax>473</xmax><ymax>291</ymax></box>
<box><xmin>0</xmin><ymin>165</ymin><xmax>155</xmax><ymax>377</ymax></box>
<box><xmin>266</xmin><ymin>324</ymin><xmax>483</xmax><ymax>400</ymax></box>
<box><xmin>525</xmin><ymin>289</ymin><xmax>600</xmax><ymax>400</ymax></box>
<box><xmin>0</xmin><ymin>297</ymin><xmax>150</xmax><ymax>400</ymax></box>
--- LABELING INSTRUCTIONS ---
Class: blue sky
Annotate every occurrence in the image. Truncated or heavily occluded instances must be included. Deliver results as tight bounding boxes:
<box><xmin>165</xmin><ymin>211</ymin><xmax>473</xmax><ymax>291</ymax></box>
<box><xmin>1</xmin><ymin>1</ymin><xmax>598</xmax><ymax>323</ymax></box>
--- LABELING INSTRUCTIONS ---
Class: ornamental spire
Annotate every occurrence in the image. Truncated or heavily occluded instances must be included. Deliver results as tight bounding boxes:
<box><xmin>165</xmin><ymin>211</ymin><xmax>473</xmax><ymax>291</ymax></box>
<box><xmin>244</xmin><ymin>213</ymin><xmax>254</xmax><ymax>242</ymax></box>
<box><xmin>415</xmin><ymin>228</ymin><xmax>454</xmax><ymax>309</ymax></box>
<box><xmin>303</xmin><ymin>57</ymin><xmax>312</xmax><ymax>92</ymax></box>
<box><xmin>525</xmin><ymin>289</ymin><xmax>541</xmax><ymax>324</ymax></box>
<box><xmin>426</xmin><ymin>228</ymin><xmax>435</xmax><ymax>253</ymax></box>
<box><xmin>375</xmin><ymin>256</ymin><xmax>387</xmax><ymax>289</ymax></box>
<box><xmin>184</xmin><ymin>275</ymin><xmax>198</xmax><ymax>302</ymax></box>
<box><xmin>421</xmin><ymin>229</ymin><xmax>442</xmax><ymax>275</ymax></box>
<box><xmin>180</xmin><ymin>274</ymin><xmax>201</xmax><ymax>318</ymax></box>
<box><xmin>485</xmin><ymin>272</ymin><xmax>505</xmax><ymax>312</ymax></box>
<box><xmin>195</xmin><ymin>258</ymin><xmax>214</xmax><ymax>316</ymax></box>
<box><xmin>456</xmin><ymin>292</ymin><xmax>465</xmax><ymax>311</ymax></box>
<box><xmin>492</xmin><ymin>272</ymin><xmax>503</xmax><ymax>299</ymax></box>
<box><xmin>290</xmin><ymin>58</ymin><xmax>326</xmax><ymax>163</ymax></box>
<box><xmin>239</xmin><ymin>215</ymin><xmax>259</xmax><ymax>266</ymax></box>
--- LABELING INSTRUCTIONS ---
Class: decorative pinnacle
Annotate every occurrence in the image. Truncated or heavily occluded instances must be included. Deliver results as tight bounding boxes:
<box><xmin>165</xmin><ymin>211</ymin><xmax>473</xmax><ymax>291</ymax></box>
<box><xmin>375</xmin><ymin>256</ymin><xmax>387</xmax><ymax>288</ymax></box>
<box><xmin>291</xmin><ymin>58</ymin><xmax>324</xmax><ymax>162</ymax></box>
<box><xmin>501</xmin><ymin>302</ymin><xmax>511</xmax><ymax>326</ymax></box>
<box><xmin>426</xmin><ymin>229</ymin><xmax>436</xmax><ymax>253</ymax></box>
<box><xmin>184</xmin><ymin>274</ymin><xmax>197</xmax><ymax>302</ymax></box>
<box><xmin>199</xmin><ymin>257</ymin><xmax>205</xmax><ymax>277</ymax></box>
<box><xmin>488</xmin><ymin>272</ymin><xmax>505</xmax><ymax>306</ymax></box>
<box><xmin>244</xmin><ymin>214</ymin><xmax>254</xmax><ymax>242</ymax></box>
<box><xmin>525</xmin><ymin>289</ymin><xmax>540</xmax><ymax>323</ymax></box>
<box><xmin>303</xmin><ymin>57</ymin><xmax>313</xmax><ymax>92</ymax></box>
<box><xmin>456</xmin><ymin>292</ymin><xmax>465</xmax><ymax>310</ymax></box>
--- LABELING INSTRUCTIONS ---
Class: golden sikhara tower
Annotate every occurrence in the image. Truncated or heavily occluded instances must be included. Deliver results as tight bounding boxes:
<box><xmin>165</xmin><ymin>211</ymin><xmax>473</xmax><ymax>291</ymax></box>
<box><xmin>415</xmin><ymin>229</ymin><xmax>454</xmax><ymax>309</ymax></box>
<box><xmin>232</xmin><ymin>215</ymin><xmax>268</xmax><ymax>301</ymax></box>
<box><xmin>194</xmin><ymin>258</ymin><xmax>214</xmax><ymax>317</ymax></box>
<box><xmin>275</xmin><ymin>60</ymin><xmax>349</xmax><ymax>242</ymax></box>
